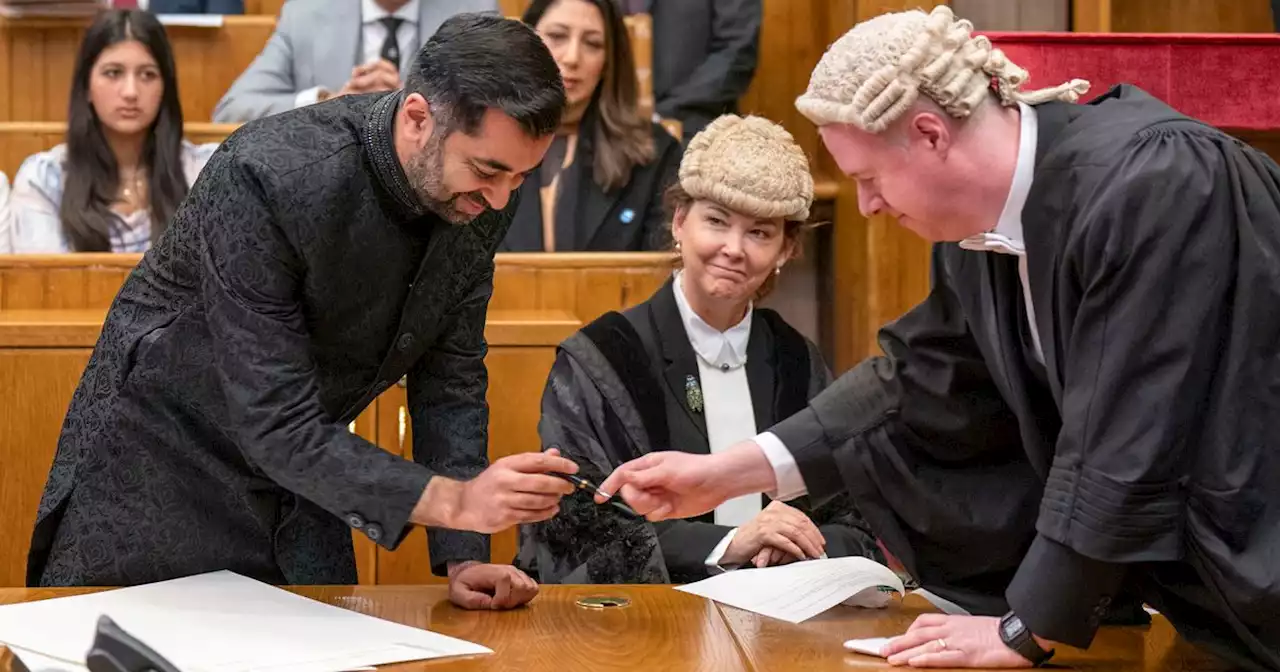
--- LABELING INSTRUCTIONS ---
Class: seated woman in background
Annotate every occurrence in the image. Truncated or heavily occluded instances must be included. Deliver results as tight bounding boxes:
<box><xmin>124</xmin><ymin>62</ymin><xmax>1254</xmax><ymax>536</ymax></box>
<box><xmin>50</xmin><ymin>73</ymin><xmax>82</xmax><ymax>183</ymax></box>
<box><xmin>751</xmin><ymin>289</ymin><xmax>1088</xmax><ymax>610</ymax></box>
<box><xmin>517</xmin><ymin>115</ymin><xmax>882</xmax><ymax>583</ymax></box>
<box><xmin>500</xmin><ymin>0</ymin><xmax>681</xmax><ymax>252</ymax></box>
<box><xmin>0</xmin><ymin>10</ymin><xmax>217</xmax><ymax>253</ymax></box>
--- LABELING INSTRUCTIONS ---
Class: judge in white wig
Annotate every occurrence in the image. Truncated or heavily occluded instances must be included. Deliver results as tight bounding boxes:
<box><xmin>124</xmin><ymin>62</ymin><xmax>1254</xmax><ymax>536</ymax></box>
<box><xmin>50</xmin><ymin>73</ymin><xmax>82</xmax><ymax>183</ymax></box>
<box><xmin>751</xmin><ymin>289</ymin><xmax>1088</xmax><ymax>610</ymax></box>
<box><xmin>598</xmin><ymin>6</ymin><xmax>1280</xmax><ymax>671</ymax></box>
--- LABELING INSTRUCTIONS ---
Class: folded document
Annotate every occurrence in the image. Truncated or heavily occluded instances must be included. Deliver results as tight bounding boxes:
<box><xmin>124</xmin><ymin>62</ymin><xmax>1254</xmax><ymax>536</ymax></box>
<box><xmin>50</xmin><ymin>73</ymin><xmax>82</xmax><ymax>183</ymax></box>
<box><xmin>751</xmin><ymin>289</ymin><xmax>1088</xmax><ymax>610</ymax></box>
<box><xmin>676</xmin><ymin>556</ymin><xmax>906</xmax><ymax>624</ymax></box>
<box><xmin>0</xmin><ymin>571</ymin><xmax>489</xmax><ymax>672</ymax></box>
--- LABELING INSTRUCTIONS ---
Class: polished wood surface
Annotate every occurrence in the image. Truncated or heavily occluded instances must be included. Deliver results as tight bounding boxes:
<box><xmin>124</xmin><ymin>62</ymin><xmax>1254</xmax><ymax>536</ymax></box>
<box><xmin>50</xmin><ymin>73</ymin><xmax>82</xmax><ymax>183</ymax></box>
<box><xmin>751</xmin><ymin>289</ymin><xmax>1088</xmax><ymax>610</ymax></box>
<box><xmin>490</xmin><ymin>252</ymin><xmax>672</xmax><ymax>322</ymax></box>
<box><xmin>719</xmin><ymin>594</ymin><xmax>1230</xmax><ymax>671</ymax></box>
<box><xmin>1071</xmin><ymin>0</ymin><xmax>1275</xmax><ymax>31</ymax></box>
<box><xmin>0</xmin><ymin>586</ymin><xmax>1225</xmax><ymax>671</ymax></box>
<box><xmin>0</xmin><ymin>121</ymin><xmax>238</xmax><ymax>178</ymax></box>
<box><xmin>0</xmin><ymin>253</ymin><xmax>675</xmax><ymax>320</ymax></box>
<box><xmin>1110</xmin><ymin>0</ymin><xmax>1275</xmax><ymax>32</ymax></box>
<box><xmin>241</xmin><ymin>0</ymin><xmax>284</xmax><ymax>16</ymax></box>
<box><xmin>0</xmin><ymin>349</ymin><xmax>92</xmax><ymax>587</ymax></box>
<box><xmin>0</xmin><ymin>307</ymin><xmax>578</xmax><ymax>349</ymax></box>
<box><xmin>0</xmin><ymin>585</ymin><xmax>750</xmax><ymax>671</ymax></box>
<box><xmin>0</xmin><ymin>15</ymin><xmax>275</xmax><ymax>123</ymax></box>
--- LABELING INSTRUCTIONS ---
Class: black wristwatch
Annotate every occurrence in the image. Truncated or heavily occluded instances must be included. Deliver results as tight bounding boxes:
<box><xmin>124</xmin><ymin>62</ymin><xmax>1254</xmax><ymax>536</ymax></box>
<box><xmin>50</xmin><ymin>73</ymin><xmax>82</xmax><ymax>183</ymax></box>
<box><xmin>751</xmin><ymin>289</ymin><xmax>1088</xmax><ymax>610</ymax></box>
<box><xmin>999</xmin><ymin>611</ymin><xmax>1054</xmax><ymax>666</ymax></box>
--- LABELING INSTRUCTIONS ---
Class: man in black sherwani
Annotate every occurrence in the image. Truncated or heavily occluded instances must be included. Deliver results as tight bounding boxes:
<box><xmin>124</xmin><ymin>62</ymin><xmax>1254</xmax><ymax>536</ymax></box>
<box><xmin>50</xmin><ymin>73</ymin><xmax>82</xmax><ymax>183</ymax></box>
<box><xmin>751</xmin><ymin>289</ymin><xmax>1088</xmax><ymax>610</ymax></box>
<box><xmin>28</xmin><ymin>13</ymin><xmax>580</xmax><ymax>610</ymax></box>
<box><xmin>599</xmin><ymin>7</ymin><xmax>1280</xmax><ymax>670</ymax></box>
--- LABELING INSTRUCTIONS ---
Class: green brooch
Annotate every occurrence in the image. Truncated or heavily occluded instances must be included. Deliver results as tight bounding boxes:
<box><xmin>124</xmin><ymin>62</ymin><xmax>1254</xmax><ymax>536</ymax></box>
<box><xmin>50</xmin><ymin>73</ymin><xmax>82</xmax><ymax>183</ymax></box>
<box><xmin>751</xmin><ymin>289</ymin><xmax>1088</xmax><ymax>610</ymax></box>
<box><xmin>685</xmin><ymin>374</ymin><xmax>704</xmax><ymax>413</ymax></box>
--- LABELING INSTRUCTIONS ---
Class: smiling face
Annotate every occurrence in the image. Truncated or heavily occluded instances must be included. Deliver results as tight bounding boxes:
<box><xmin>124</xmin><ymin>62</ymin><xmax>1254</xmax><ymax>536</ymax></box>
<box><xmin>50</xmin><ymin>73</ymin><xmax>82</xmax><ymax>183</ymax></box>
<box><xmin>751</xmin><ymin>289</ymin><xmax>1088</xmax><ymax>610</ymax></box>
<box><xmin>399</xmin><ymin>97</ymin><xmax>554</xmax><ymax>225</ymax></box>
<box><xmin>533</xmin><ymin>0</ymin><xmax>608</xmax><ymax>116</ymax></box>
<box><xmin>672</xmin><ymin>199</ymin><xmax>793</xmax><ymax>304</ymax></box>
<box><xmin>87</xmin><ymin>39</ymin><xmax>163</xmax><ymax>137</ymax></box>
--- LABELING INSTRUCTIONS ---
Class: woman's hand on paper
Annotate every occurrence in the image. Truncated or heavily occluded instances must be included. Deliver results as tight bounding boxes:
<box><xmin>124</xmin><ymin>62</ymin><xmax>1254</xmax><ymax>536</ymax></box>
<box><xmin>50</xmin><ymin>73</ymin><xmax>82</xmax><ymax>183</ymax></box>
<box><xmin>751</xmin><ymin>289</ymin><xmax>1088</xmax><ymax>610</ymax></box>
<box><xmin>722</xmin><ymin>501</ymin><xmax>826</xmax><ymax>567</ymax></box>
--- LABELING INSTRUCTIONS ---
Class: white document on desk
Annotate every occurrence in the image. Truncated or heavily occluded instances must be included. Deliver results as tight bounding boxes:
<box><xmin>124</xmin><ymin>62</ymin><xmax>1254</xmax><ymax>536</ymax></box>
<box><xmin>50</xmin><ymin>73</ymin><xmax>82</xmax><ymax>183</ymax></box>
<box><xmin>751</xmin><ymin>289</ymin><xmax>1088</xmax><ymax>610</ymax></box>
<box><xmin>676</xmin><ymin>556</ymin><xmax>905</xmax><ymax>624</ymax></box>
<box><xmin>0</xmin><ymin>570</ymin><xmax>490</xmax><ymax>672</ymax></box>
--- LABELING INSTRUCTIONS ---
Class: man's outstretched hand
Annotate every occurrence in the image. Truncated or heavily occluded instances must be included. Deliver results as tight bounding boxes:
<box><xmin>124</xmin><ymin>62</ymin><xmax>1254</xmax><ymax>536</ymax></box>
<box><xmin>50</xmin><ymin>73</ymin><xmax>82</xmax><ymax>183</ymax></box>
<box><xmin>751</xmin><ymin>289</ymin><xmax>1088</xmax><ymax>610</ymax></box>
<box><xmin>595</xmin><ymin>441</ymin><xmax>777</xmax><ymax>520</ymax></box>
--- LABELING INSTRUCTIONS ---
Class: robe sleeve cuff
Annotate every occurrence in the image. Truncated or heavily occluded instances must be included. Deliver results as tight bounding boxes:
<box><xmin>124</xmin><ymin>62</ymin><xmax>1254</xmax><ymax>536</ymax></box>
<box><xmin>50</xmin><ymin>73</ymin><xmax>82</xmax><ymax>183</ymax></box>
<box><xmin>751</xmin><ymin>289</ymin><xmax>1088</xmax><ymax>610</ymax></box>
<box><xmin>1006</xmin><ymin>534</ymin><xmax>1127</xmax><ymax>648</ymax></box>
<box><xmin>768</xmin><ymin>407</ymin><xmax>844</xmax><ymax>502</ymax></box>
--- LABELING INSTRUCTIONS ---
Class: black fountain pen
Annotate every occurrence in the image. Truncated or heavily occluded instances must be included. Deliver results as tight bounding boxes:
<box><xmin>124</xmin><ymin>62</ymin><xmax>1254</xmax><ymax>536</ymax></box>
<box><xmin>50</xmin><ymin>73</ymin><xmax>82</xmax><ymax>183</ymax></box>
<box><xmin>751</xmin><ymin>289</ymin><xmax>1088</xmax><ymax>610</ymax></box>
<box><xmin>550</xmin><ymin>472</ymin><xmax>641</xmax><ymax>518</ymax></box>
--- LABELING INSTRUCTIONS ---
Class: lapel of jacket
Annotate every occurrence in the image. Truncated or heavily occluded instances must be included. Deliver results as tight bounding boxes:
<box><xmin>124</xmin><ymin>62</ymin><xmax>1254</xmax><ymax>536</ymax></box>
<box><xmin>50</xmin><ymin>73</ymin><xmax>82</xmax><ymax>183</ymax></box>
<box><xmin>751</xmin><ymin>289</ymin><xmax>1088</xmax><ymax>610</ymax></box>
<box><xmin>558</xmin><ymin>112</ymin><xmax>624</xmax><ymax>250</ymax></box>
<box><xmin>336</xmin><ymin>215</ymin><xmax>480</xmax><ymax>423</ymax></box>
<box><xmin>500</xmin><ymin>180</ymin><xmax>545</xmax><ymax>251</ymax></box>
<box><xmin>744</xmin><ymin>312</ymin><xmax>775</xmax><ymax>433</ymax></box>
<box><xmin>315</xmin><ymin>3</ymin><xmax>361</xmax><ymax>91</ymax></box>
<box><xmin>649</xmin><ymin>280</ymin><xmax>709</xmax><ymax>443</ymax></box>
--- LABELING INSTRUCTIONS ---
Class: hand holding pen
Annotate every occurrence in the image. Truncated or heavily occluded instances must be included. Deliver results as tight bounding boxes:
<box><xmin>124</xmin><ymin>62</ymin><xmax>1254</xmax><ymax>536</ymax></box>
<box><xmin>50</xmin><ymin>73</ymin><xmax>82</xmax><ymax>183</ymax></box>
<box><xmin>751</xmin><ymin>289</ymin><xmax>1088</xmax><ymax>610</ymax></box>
<box><xmin>544</xmin><ymin>446</ymin><xmax>640</xmax><ymax>518</ymax></box>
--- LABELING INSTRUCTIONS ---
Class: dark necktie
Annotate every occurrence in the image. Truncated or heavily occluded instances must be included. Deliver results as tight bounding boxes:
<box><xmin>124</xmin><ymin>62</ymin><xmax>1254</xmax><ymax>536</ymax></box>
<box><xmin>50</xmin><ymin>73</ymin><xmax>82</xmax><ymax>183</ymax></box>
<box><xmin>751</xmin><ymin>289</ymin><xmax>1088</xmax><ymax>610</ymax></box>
<box><xmin>379</xmin><ymin>17</ymin><xmax>405</xmax><ymax>67</ymax></box>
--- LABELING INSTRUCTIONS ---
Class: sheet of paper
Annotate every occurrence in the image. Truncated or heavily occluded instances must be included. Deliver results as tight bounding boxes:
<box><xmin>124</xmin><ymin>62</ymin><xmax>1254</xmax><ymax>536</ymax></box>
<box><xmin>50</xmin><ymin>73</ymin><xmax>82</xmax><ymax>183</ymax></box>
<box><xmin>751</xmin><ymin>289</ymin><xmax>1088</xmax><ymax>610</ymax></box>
<box><xmin>910</xmin><ymin>588</ymin><xmax>970</xmax><ymax>615</ymax></box>
<box><xmin>156</xmin><ymin>13</ymin><xmax>224</xmax><ymax>27</ymax></box>
<box><xmin>844</xmin><ymin>637</ymin><xmax>894</xmax><ymax>657</ymax></box>
<box><xmin>0</xmin><ymin>571</ymin><xmax>489</xmax><ymax>672</ymax></box>
<box><xmin>676</xmin><ymin>556</ymin><xmax>905</xmax><ymax>624</ymax></box>
<box><xmin>8</xmin><ymin>646</ymin><xmax>88</xmax><ymax>672</ymax></box>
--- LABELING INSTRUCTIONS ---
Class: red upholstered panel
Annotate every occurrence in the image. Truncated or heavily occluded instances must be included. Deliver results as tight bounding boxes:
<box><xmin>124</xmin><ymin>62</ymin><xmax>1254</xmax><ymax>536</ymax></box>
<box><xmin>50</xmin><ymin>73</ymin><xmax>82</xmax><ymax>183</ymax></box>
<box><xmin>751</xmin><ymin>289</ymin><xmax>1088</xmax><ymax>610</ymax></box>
<box><xmin>981</xmin><ymin>33</ymin><xmax>1280</xmax><ymax>130</ymax></box>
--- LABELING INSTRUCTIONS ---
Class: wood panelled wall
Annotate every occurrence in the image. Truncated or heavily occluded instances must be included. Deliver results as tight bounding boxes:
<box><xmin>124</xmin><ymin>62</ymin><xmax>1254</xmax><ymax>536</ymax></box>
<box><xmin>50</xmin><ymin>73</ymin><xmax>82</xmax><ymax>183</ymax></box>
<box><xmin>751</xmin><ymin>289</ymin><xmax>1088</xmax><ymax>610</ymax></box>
<box><xmin>0</xmin><ymin>16</ymin><xmax>275</xmax><ymax>123</ymax></box>
<box><xmin>1074</xmin><ymin>0</ymin><xmax>1276</xmax><ymax>32</ymax></box>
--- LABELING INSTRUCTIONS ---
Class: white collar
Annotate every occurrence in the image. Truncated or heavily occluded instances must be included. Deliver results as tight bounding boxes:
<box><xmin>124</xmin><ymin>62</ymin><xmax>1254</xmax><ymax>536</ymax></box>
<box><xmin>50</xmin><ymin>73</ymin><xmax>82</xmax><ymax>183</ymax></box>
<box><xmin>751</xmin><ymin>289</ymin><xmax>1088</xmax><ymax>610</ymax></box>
<box><xmin>362</xmin><ymin>0</ymin><xmax>419</xmax><ymax>24</ymax></box>
<box><xmin>672</xmin><ymin>271</ymin><xmax>752</xmax><ymax>370</ymax></box>
<box><xmin>958</xmin><ymin>101</ymin><xmax>1038</xmax><ymax>256</ymax></box>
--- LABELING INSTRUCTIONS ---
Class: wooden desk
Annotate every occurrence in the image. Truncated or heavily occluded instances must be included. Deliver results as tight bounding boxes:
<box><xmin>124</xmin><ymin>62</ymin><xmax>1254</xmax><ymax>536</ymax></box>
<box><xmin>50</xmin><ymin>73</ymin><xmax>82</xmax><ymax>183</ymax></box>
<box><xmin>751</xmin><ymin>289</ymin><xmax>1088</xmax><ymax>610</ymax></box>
<box><xmin>0</xmin><ymin>586</ymin><xmax>1226</xmax><ymax>671</ymax></box>
<box><xmin>717</xmin><ymin>594</ymin><xmax>1229</xmax><ymax>671</ymax></box>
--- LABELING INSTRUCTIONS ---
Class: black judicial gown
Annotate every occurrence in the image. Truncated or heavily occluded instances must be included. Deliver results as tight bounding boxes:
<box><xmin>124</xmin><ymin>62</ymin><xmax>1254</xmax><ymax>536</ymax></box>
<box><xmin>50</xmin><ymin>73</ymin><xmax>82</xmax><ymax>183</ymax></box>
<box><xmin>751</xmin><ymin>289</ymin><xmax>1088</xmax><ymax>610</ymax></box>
<box><xmin>515</xmin><ymin>280</ymin><xmax>882</xmax><ymax>584</ymax></box>
<box><xmin>770</xmin><ymin>85</ymin><xmax>1280</xmax><ymax>670</ymax></box>
<box><xmin>27</xmin><ymin>91</ymin><xmax>506</xmax><ymax>587</ymax></box>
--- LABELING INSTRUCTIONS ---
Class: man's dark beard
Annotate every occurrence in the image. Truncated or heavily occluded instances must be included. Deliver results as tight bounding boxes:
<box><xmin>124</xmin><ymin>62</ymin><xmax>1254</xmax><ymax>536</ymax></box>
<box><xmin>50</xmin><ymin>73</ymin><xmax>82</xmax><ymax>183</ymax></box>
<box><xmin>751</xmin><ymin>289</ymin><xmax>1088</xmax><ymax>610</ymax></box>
<box><xmin>405</xmin><ymin>131</ymin><xmax>486</xmax><ymax>226</ymax></box>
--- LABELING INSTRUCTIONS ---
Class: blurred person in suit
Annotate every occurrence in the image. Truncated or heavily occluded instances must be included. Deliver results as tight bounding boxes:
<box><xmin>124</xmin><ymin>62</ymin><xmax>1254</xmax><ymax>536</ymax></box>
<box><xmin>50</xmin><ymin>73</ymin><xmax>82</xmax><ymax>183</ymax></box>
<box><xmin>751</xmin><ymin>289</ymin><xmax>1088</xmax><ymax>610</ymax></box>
<box><xmin>212</xmin><ymin>0</ymin><xmax>498</xmax><ymax>123</ymax></box>
<box><xmin>500</xmin><ymin>0</ymin><xmax>680</xmax><ymax>252</ymax></box>
<box><xmin>0</xmin><ymin>10</ymin><xmax>218</xmax><ymax>253</ymax></box>
<box><xmin>146</xmin><ymin>0</ymin><xmax>244</xmax><ymax>13</ymax></box>
<box><xmin>618</xmin><ymin>0</ymin><xmax>762</xmax><ymax>142</ymax></box>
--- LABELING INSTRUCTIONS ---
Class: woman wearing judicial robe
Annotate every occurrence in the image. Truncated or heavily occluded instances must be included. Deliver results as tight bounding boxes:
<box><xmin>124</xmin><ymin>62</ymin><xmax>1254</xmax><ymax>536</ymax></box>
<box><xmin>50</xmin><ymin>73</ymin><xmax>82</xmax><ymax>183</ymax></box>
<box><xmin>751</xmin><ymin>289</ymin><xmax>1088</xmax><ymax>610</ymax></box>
<box><xmin>516</xmin><ymin>115</ymin><xmax>881</xmax><ymax>584</ymax></box>
<box><xmin>499</xmin><ymin>0</ymin><xmax>681</xmax><ymax>252</ymax></box>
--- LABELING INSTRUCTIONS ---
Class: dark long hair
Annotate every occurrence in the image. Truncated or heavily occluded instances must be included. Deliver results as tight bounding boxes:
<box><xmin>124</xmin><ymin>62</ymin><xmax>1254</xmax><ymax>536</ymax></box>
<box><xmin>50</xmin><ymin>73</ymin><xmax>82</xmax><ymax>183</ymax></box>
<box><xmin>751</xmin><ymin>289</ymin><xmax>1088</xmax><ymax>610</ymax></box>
<box><xmin>61</xmin><ymin>9</ymin><xmax>186</xmax><ymax>252</ymax></box>
<box><xmin>522</xmin><ymin>0</ymin><xmax>655</xmax><ymax>192</ymax></box>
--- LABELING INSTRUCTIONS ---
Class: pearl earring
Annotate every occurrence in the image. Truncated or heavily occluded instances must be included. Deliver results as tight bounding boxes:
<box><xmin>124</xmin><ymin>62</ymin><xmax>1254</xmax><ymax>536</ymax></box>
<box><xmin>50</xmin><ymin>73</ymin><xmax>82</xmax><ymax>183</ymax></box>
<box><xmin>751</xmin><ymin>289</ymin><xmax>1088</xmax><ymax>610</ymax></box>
<box><xmin>775</xmin><ymin>264</ymin><xmax>782</xmax><ymax>276</ymax></box>
<box><xmin>675</xmin><ymin>240</ymin><xmax>682</xmax><ymax>251</ymax></box>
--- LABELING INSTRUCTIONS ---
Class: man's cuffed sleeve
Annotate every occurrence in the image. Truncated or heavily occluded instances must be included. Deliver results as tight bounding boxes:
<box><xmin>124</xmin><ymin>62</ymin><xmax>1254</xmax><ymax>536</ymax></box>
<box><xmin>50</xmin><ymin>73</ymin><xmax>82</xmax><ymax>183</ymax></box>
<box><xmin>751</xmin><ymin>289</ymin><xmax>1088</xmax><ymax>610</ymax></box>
<box><xmin>1006</xmin><ymin>535</ymin><xmax>1126</xmax><ymax>647</ymax></box>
